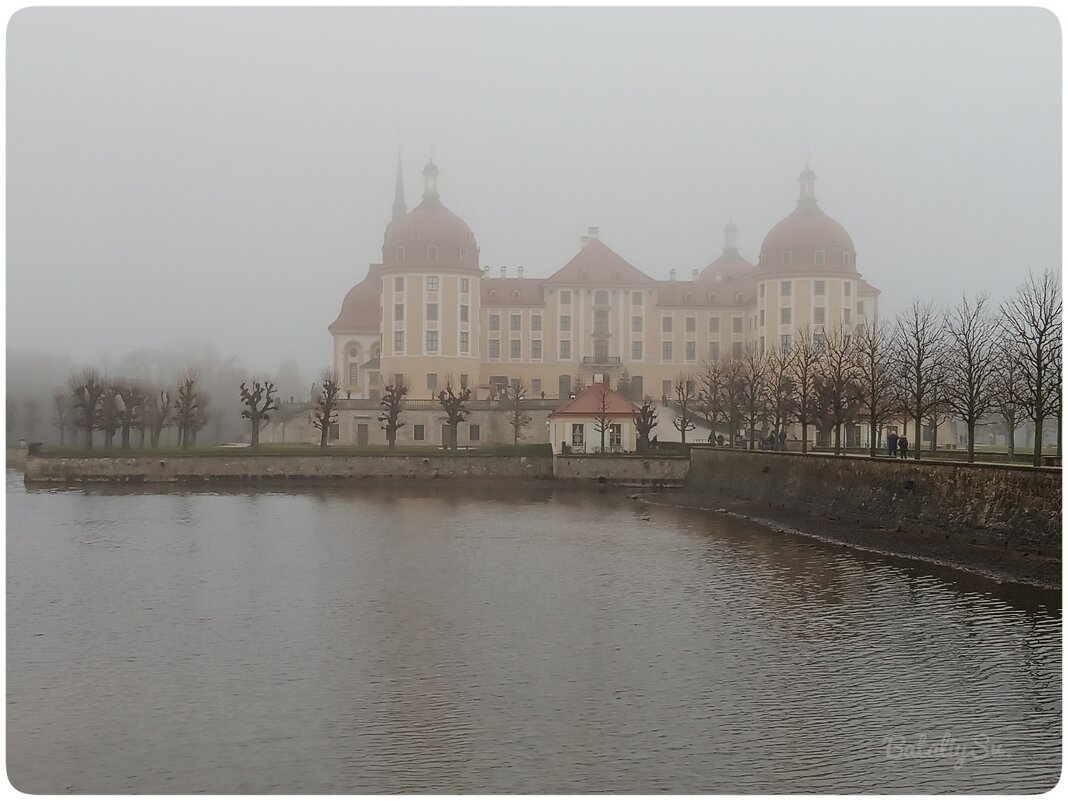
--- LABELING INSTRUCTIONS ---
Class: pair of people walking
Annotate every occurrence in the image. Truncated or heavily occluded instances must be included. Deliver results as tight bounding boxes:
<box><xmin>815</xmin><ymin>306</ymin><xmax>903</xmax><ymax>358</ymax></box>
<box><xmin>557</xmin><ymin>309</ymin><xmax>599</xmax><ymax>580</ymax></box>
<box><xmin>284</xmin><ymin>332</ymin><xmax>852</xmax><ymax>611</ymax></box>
<box><xmin>887</xmin><ymin>431</ymin><xmax>909</xmax><ymax>459</ymax></box>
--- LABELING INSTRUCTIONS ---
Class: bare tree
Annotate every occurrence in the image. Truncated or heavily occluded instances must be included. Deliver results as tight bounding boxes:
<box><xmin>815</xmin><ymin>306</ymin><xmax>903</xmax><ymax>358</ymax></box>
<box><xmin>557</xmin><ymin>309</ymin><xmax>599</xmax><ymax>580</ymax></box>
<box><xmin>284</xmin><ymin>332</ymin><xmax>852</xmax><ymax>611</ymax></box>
<box><xmin>815</xmin><ymin>326</ymin><xmax>861</xmax><ymax>455</ymax></box>
<box><xmin>720</xmin><ymin>357</ymin><xmax>747</xmax><ymax>448</ymax></box>
<box><xmin>672</xmin><ymin>374</ymin><xmax>698</xmax><ymax>445</ymax></box>
<box><xmin>990</xmin><ymin>342</ymin><xmax>1025</xmax><ymax>460</ymax></box>
<box><xmin>634</xmin><ymin>397</ymin><xmax>658</xmax><ymax>453</ymax></box>
<box><xmin>97</xmin><ymin>385</ymin><xmax>122</xmax><ymax>449</ymax></box>
<box><xmin>378</xmin><ymin>375</ymin><xmax>408</xmax><ymax>450</ymax></box>
<box><xmin>856</xmin><ymin>320</ymin><xmax>897</xmax><ymax>458</ymax></box>
<box><xmin>1000</xmin><ymin>269</ymin><xmax>1062</xmax><ymax>466</ymax></box>
<box><xmin>738</xmin><ymin>345</ymin><xmax>768</xmax><ymax>450</ymax></box>
<box><xmin>143</xmin><ymin>387</ymin><xmax>172</xmax><ymax>449</ymax></box>
<box><xmin>238</xmin><ymin>378</ymin><xmax>277</xmax><ymax>450</ymax></box>
<box><xmin>893</xmin><ymin>298</ymin><xmax>947</xmax><ymax>461</ymax></box>
<box><xmin>507</xmin><ymin>380</ymin><xmax>532</xmax><ymax>447</ymax></box>
<box><xmin>190</xmin><ymin>391</ymin><xmax>211</xmax><ymax>447</ymax></box>
<box><xmin>52</xmin><ymin>392</ymin><xmax>72</xmax><ymax>446</ymax></box>
<box><xmin>68</xmin><ymin>367</ymin><xmax>106</xmax><ymax>450</ymax></box>
<box><xmin>943</xmin><ymin>294</ymin><xmax>998</xmax><ymax>462</ymax></box>
<box><xmin>765</xmin><ymin>346</ymin><xmax>797</xmax><ymax>449</ymax></box>
<box><xmin>697</xmin><ymin>359</ymin><xmax>727</xmax><ymax>442</ymax></box>
<box><xmin>436</xmin><ymin>375</ymin><xmax>471</xmax><ymax>452</ymax></box>
<box><xmin>790</xmin><ymin>329</ymin><xmax>822</xmax><ymax>454</ymax></box>
<box><xmin>312</xmin><ymin>368</ymin><xmax>342</xmax><ymax>449</ymax></box>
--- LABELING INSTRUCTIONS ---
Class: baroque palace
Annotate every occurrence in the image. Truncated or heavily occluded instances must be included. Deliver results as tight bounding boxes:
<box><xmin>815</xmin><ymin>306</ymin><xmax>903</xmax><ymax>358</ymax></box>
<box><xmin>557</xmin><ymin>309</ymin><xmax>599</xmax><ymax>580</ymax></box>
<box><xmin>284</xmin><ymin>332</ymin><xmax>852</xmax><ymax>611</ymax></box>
<box><xmin>329</xmin><ymin>157</ymin><xmax>880</xmax><ymax>409</ymax></box>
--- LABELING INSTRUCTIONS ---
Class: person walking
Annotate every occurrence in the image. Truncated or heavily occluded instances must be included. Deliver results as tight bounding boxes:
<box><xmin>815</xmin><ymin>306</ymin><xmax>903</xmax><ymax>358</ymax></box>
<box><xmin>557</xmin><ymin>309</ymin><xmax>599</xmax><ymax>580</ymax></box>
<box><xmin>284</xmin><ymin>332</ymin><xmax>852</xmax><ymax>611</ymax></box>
<box><xmin>898</xmin><ymin>432</ymin><xmax>909</xmax><ymax>460</ymax></box>
<box><xmin>887</xmin><ymin>430</ymin><xmax>898</xmax><ymax>458</ymax></box>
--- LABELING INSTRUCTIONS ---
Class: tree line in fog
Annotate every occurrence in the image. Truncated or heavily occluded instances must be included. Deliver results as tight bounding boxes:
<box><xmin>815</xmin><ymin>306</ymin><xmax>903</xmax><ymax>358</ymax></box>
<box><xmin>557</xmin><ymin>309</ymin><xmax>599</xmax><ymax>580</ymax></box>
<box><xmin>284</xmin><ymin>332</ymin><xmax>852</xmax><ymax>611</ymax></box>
<box><xmin>653</xmin><ymin>269</ymin><xmax>1061</xmax><ymax>466</ymax></box>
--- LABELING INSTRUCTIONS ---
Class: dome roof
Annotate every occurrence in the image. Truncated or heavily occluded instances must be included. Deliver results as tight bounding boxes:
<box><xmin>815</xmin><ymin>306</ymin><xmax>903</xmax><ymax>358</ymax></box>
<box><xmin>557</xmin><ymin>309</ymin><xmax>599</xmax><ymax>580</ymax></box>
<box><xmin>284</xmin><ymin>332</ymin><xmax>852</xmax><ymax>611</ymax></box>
<box><xmin>758</xmin><ymin>169</ymin><xmax>858</xmax><ymax>274</ymax></box>
<box><xmin>329</xmin><ymin>265</ymin><xmax>382</xmax><ymax>334</ymax></box>
<box><xmin>699</xmin><ymin>221</ymin><xmax>756</xmax><ymax>282</ymax></box>
<box><xmin>382</xmin><ymin>159</ymin><xmax>480</xmax><ymax>272</ymax></box>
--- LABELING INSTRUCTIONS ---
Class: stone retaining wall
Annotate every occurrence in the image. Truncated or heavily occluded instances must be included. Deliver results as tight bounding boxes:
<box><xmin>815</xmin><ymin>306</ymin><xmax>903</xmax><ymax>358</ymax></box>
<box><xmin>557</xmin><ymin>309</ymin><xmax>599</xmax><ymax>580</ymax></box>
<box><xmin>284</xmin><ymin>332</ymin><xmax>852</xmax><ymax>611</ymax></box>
<box><xmin>24</xmin><ymin>454</ymin><xmax>554</xmax><ymax>484</ymax></box>
<box><xmin>552</xmin><ymin>454</ymin><xmax>690</xmax><ymax>486</ymax></box>
<box><xmin>688</xmin><ymin>446</ymin><xmax>1061</xmax><ymax>559</ymax></box>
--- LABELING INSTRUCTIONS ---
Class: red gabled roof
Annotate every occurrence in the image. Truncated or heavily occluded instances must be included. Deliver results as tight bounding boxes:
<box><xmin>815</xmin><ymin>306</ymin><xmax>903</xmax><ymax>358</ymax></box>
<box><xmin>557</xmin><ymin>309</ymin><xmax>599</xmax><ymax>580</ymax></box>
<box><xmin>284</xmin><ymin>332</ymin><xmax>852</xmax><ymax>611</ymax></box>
<box><xmin>546</xmin><ymin>238</ymin><xmax>655</xmax><ymax>285</ymax></box>
<box><xmin>550</xmin><ymin>383</ymin><xmax>640</xmax><ymax>417</ymax></box>
<box><xmin>329</xmin><ymin>265</ymin><xmax>382</xmax><ymax>334</ymax></box>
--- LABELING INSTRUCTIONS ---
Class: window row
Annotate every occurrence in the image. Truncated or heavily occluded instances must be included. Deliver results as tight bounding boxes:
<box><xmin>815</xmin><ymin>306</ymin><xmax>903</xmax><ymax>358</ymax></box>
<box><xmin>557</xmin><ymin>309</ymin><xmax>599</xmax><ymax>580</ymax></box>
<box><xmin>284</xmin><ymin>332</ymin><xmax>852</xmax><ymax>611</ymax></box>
<box><xmin>394</xmin><ymin>246</ymin><xmax>470</xmax><ymax>263</ymax></box>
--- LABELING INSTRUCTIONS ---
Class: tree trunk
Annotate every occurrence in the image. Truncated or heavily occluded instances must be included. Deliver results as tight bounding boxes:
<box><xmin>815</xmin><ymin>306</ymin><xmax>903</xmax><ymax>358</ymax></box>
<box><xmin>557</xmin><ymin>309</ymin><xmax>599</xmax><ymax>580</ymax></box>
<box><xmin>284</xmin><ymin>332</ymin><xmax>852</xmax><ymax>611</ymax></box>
<box><xmin>967</xmin><ymin>420</ymin><xmax>976</xmax><ymax>463</ymax></box>
<box><xmin>103</xmin><ymin>430</ymin><xmax>114</xmax><ymax>449</ymax></box>
<box><xmin>834</xmin><ymin>421</ymin><xmax>841</xmax><ymax>456</ymax></box>
<box><xmin>912</xmin><ymin>412</ymin><xmax>922</xmax><ymax>461</ymax></box>
<box><xmin>250</xmin><ymin>419</ymin><xmax>259</xmax><ymax>449</ymax></box>
<box><xmin>869</xmin><ymin>418</ymin><xmax>878</xmax><ymax>458</ymax></box>
<box><xmin>1033</xmin><ymin>413</ymin><xmax>1044</xmax><ymax>467</ymax></box>
<box><xmin>84</xmin><ymin>422</ymin><xmax>94</xmax><ymax>450</ymax></box>
<box><xmin>59</xmin><ymin>424</ymin><xmax>65</xmax><ymax>447</ymax></box>
<box><xmin>121</xmin><ymin>423</ymin><xmax>131</xmax><ymax>450</ymax></box>
<box><xmin>680</xmin><ymin>426</ymin><xmax>686</xmax><ymax>446</ymax></box>
<box><xmin>800</xmin><ymin>421</ymin><xmax>808</xmax><ymax>454</ymax></box>
<box><xmin>320</xmin><ymin>425</ymin><xmax>330</xmax><ymax>449</ymax></box>
<box><xmin>1006</xmin><ymin>414</ymin><xmax>1015</xmax><ymax>460</ymax></box>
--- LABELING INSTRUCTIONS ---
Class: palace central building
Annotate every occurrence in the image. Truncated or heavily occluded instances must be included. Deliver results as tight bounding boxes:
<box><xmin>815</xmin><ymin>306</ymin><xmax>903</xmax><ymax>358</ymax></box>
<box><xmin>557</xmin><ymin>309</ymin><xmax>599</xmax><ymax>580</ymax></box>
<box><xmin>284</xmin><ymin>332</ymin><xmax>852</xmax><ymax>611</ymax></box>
<box><xmin>330</xmin><ymin>159</ymin><xmax>880</xmax><ymax>401</ymax></box>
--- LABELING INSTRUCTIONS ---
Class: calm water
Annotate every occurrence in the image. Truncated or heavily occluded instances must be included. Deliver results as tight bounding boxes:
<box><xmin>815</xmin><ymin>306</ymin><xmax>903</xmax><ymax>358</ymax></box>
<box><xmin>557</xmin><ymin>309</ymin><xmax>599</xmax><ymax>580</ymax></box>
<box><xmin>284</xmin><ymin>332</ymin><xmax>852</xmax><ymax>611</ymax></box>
<box><xmin>6</xmin><ymin>470</ymin><xmax>1061</xmax><ymax>793</ymax></box>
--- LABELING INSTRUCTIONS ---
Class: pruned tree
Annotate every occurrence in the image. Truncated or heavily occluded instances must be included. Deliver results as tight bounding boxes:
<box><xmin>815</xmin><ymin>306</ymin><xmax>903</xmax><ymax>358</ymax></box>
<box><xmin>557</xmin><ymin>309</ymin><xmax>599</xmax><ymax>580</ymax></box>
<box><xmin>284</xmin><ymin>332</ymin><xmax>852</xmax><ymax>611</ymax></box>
<box><xmin>68</xmin><ymin>367</ymin><xmax>106</xmax><ymax>450</ymax></box>
<box><xmin>790</xmin><ymin>329</ymin><xmax>822</xmax><ymax>453</ymax></box>
<box><xmin>238</xmin><ymin>377</ymin><xmax>277</xmax><ymax>450</ymax></box>
<box><xmin>190</xmin><ymin>391</ymin><xmax>211</xmax><ymax>447</ymax></box>
<box><xmin>855</xmin><ymin>320</ymin><xmax>897</xmax><ymax>458</ymax></box>
<box><xmin>22</xmin><ymin>398</ymin><xmax>41</xmax><ymax>441</ymax></box>
<box><xmin>98</xmin><ymin>385</ymin><xmax>122</xmax><ymax>449</ymax></box>
<box><xmin>312</xmin><ymin>368</ymin><xmax>342</xmax><ymax>449</ymax></box>
<box><xmin>634</xmin><ymin>397</ymin><xmax>658</xmax><ymax>454</ymax></box>
<box><xmin>436</xmin><ymin>375</ymin><xmax>471</xmax><ymax>452</ymax></box>
<box><xmin>815</xmin><ymin>326</ymin><xmax>861</xmax><ymax>455</ymax></box>
<box><xmin>893</xmin><ymin>298</ymin><xmax>947</xmax><ymax>461</ymax></box>
<box><xmin>378</xmin><ymin>375</ymin><xmax>408</xmax><ymax>450</ymax></box>
<box><xmin>672</xmin><ymin>374</ymin><xmax>698</xmax><ymax>445</ymax></box>
<box><xmin>738</xmin><ymin>345</ymin><xmax>768</xmax><ymax>450</ymax></box>
<box><xmin>143</xmin><ymin>388</ymin><xmax>172</xmax><ymax>449</ymax></box>
<box><xmin>765</xmin><ymin>346</ymin><xmax>797</xmax><ymax>449</ymax></box>
<box><xmin>1000</xmin><ymin>269</ymin><xmax>1062</xmax><ymax>466</ymax></box>
<box><xmin>990</xmin><ymin>341</ymin><xmax>1026</xmax><ymax>459</ymax></box>
<box><xmin>943</xmin><ymin>293</ymin><xmax>998</xmax><ymax>462</ymax></box>
<box><xmin>720</xmin><ymin>357</ymin><xmax>747</xmax><ymax>447</ymax></box>
<box><xmin>507</xmin><ymin>379</ymin><xmax>532</xmax><ymax>447</ymax></box>
<box><xmin>52</xmin><ymin>392</ymin><xmax>72</xmax><ymax>446</ymax></box>
<box><xmin>697</xmin><ymin>358</ymin><xmax>727</xmax><ymax>442</ymax></box>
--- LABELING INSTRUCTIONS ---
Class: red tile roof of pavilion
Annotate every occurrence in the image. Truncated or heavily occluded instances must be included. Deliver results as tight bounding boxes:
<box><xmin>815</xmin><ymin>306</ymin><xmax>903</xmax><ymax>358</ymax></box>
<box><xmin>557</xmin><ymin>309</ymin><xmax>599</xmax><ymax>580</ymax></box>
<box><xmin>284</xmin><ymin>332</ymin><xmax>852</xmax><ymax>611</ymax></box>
<box><xmin>549</xmin><ymin>383</ymin><xmax>640</xmax><ymax>417</ymax></box>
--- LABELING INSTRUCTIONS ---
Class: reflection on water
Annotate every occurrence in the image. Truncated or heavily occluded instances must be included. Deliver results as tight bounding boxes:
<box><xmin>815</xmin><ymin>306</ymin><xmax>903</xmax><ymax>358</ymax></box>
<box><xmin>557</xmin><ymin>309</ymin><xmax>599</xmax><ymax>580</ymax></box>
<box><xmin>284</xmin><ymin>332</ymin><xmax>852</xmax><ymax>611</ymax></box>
<box><xmin>6</xmin><ymin>472</ymin><xmax>1061</xmax><ymax>793</ymax></box>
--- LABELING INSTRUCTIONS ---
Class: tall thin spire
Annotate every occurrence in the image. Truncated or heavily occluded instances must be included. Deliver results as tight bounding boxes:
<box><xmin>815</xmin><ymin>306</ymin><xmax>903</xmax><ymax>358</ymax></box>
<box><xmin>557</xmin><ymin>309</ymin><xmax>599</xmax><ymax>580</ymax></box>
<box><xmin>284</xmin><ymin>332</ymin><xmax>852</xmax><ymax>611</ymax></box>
<box><xmin>391</xmin><ymin>153</ymin><xmax>406</xmax><ymax>222</ymax></box>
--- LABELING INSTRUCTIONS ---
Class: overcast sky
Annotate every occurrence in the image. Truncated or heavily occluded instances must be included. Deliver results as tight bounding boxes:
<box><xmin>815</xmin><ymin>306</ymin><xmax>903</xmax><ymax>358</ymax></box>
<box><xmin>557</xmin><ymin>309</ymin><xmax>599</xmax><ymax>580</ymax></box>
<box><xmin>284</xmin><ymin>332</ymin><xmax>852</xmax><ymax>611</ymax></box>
<box><xmin>6</xmin><ymin>6</ymin><xmax>1061</xmax><ymax>373</ymax></box>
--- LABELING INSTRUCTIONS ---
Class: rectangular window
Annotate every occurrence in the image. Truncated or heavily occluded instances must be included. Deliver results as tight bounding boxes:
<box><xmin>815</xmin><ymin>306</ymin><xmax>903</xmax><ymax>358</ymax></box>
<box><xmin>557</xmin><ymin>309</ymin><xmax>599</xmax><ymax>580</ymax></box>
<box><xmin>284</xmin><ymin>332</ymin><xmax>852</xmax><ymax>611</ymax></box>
<box><xmin>560</xmin><ymin>340</ymin><xmax>571</xmax><ymax>359</ymax></box>
<box><xmin>394</xmin><ymin>303</ymin><xmax>404</xmax><ymax>321</ymax></box>
<box><xmin>709</xmin><ymin>317</ymin><xmax>720</xmax><ymax>333</ymax></box>
<box><xmin>662</xmin><ymin>316</ymin><xmax>673</xmax><ymax>333</ymax></box>
<box><xmin>571</xmin><ymin>423</ymin><xmax>584</xmax><ymax>447</ymax></box>
<box><xmin>609</xmin><ymin>423</ymin><xmax>622</xmax><ymax>448</ymax></box>
<box><xmin>469</xmin><ymin>424</ymin><xmax>480</xmax><ymax>442</ymax></box>
<box><xmin>709</xmin><ymin>341</ymin><xmax>720</xmax><ymax>360</ymax></box>
<box><xmin>531</xmin><ymin>315</ymin><xmax>542</xmax><ymax>331</ymax></box>
<box><xmin>732</xmin><ymin>341</ymin><xmax>743</xmax><ymax>360</ymax></box>
<box><xmin>844</xmin><ymin>308</ymin><xmax>852</xmax><ymax>324</ymax></box>
<box><xmin>560</xmin><ymin>315</ymin><xmax>571</xmax><ymax>332</ymax></box>
<box><xmin>662</xmin><ymin>380</ymin><xmax>671</xmax><ymax>397</ymax></box>
<box><xmin>814</xmin><ymin>280</ymin><xmax>825</xmax><ymax>296</ymax></box>
<box><xmin>732</xmin><ymin>316</ymin><xmax>743</xmax><ymax>334</ymax></box>
<box><xmin>511</xmin><ymin>313</ymin><xmax>521</xmax><ymax>331</ymax></box>
<box><xmin>426</xmin><ymin>276</ymin><xmax>439</xmax><ymax>291</ymax></box>
<box><xmin>857</xmin><ymin>300</ymin><xmax>865</xmax><ymax>316</ymax></box>
<box><xmin>561</xmin><ymin>290</ymin><xmax>571</xmax><ymax>305</ymax></box>
<box><xmin>426</xmin><ymin>373</ymin><xmax>437</xmax><ymax>391</ymax></box>
<box><xmin>760</xmin><ymin>336</ymin><xmax>765</xmax><ymax>354</ymax></box>
<box><xmin>460</xmin><ymin>278</ymin><xmax>469</xmax><ymax>294</ymax></box>
<box><xmin>460</xmin><ymin>304</ymin><xmax>469</xmax><ymax>323</ymax></box>
<box><xmin>489</xmin><ymin>314</ymin><xmax>500</xmax><ymax>331</ymax></box>
<box><xmin>759</xmin><ymin>283</ymin><xmax>766</xmax><ymax>299</ymax></box>
<box><xmin>662</xmin><ymin>341</ymin><xmax>673</xmax><ymax>360</ymax></box>
<box><xmin>510</xmin><ymin>339</ymin><xmax>521</xmax><ymax>359</ymax></box>
<box><xmin>414</xmin><ymin>424</ymin><xmax>425</xmax><ymax>441</ymax></box>
<box><xmin>394</xmin><ymin>277</ymin><xmax>404</xmax><ymax>291</ymax></box>
<box><xmin>759</xmin><ymin>309</ymin><xmax>765</xmax><ymax>326</ymax></box>
<box><xmin>594</xmin><ymin>309</ymin><xmax>609</xmax><ymax>333</ymax></box>
<box><xmin>426</xmin><ymin>303</ymin><xmax>438</xmax><ymax>321</ymax></box>
<box><xmin>632</xmin><ymin>316</ymin><xmax>643</xmax><ymax>332</ymax></box>
<box><xmin>814</xmin><ymin>250</ymin><xmax>826</xmax><ymax>265</ymax></box>
<box><xmin>632</xmin><ymin>340</ymin><xmax>643</xmax><ymax>359</ymax></box>
<box><xmin>845</xmin><ymin>282</ymin><xmax>852</xmax><ymax>296</ymax></box>
<box><xmin>489</xmin><ymin>339</ymin><xmax>500</xmax><ymax>359</ymax></box>
<box><xmin>532</xmin><ymin>378</ymin><xmax>541</xmax><ymax>395</ymax></box>
<box><xmin>685</xmin><ymin>316</ymin><xmax>696</xmax><ymax>333</ymax></box>
<box><xmin>780</xmin><ymin>280</ymin><xmax>792</xmax><ymax>297</ymax></box>
<box><xmin>781</xmin><ymin>334</ymin><xmax>792</xmax><ymax>350</ymax></box>
<box><xmin>348</xmin><ymin>362</ymin><xmax>359</xmax><ymax>385</ymax></box>
<box><xmin>532</xmin><ymin>340</ymin><xmax>542</xmax><ymax>359</ymax></box>
<box><xmin>394</xmin><ymin>331</ymin><xmax>404</xmax><ymax>351</ymax></box>
<box><xmin>781</xmin><ymin>307</ymin><xmax>792</xmax><ymax>325</ymax></box>
<box><xmin>460</xmin><ymin>374</ymin><xmax>468</xmax><ymax>389</ymax></box>
<box><xmin>782</xmin><ymin>251</ymin><xmax>793</xmax><ymax>267</ymax></box>
<box><xmin>685</xmin><ymin>341</ymin><xmax>696</xmax><ymax>361</ymax></box>
<box><xmin>426</xmin><ymin>331</ymin><xmax>438</xmax><ymax>352</ymax></box>
<box><xmin>814</xmin><ymin>306</ymin><xmax>826</xmax><ymax>325</ymax></box>
<box><xmin>460</xmin><ymin>331</ymin><xmax>469</xmax><ymax>354</ymax></box>
<box><xmin>632</xmin><ymin>291</ymin><xmax>642</xmax><ymax>305</ymax></box>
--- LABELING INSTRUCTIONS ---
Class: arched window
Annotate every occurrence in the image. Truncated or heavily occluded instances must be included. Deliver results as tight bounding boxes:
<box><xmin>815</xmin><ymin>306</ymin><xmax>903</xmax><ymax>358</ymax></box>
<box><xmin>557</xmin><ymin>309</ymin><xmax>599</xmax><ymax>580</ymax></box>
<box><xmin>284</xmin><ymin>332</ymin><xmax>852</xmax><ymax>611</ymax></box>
<box><xmin>427</xmin><ymin>245</ymin><xmax>438</xmax><ymax>260</ymax></box>
<box><xmin>396</xmin><ymin>246</ymin><xmax>405</xmax><ymax>261</ymax></box>
<box><xmin>489</xmin><ymin>289</ymin><xmax>497</xmax><ymax>301</ymax></box>
<box><xmin>684</xmin><ymin>291</ymin><xmax>692</xmax><ymax>303</ymax></box>
<box><xmin>706</xmin><ymin>292</ymin><xmax>716</xmax><ymax>304</ymax></box>
<box><xmin>411</xmin><ymin>229</ymin><xmax>420</xmax><ymax>240</ymax></box>
<box><xmin>512</xmin><ymin>289</ymin><xmax>521</xmax><ymax>301</ymax></box>
<box><xmin>347</xmin><ymin>345</ymin><xmax>360</xmax><ymax>386</ymax></box>
<box><xmin>814</xmin><ymin>250</ymin><xmax>826</xmax><ymax>265</ymax></box>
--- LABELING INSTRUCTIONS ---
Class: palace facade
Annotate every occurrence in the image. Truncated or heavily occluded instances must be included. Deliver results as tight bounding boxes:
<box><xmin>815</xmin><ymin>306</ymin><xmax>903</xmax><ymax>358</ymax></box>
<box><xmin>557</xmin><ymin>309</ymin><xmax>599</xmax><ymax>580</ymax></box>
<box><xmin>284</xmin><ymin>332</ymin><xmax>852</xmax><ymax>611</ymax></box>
<box><xmin>329</xmin><ymin>159</ymin><xmax>881</xmax><ymax>404</ymax></box>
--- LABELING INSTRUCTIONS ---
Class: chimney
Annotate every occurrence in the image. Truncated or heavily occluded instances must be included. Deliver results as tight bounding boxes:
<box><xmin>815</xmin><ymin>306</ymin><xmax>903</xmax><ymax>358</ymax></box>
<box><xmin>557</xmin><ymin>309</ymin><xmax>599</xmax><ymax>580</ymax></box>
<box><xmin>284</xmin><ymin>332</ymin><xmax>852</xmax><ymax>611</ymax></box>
<box><xmin>669</xmin><ymin>269</ymin><xmax>677</xmax><ymax>281</ymax></box>
<box><xmin>691</xmin><ymin>269</ymin><xmax>699</xmax><ymax>281</ymax></box>
<box><xmin>588</xmin><ymin>226</ymin><xmax>600</xmax><ymax>240</ymax></box>
<box><xmin>499</xmin><ymin>265</ymin><xmax>506</xmax><ymax>278</ymax></box>
<box><xmin>580</xmin><ymin>235</ymin><xmax>590</xmax><ymax>248</ymax></box>
<box><xmin>517</xmin><ymin>266</ymin><xmax>524</xmax><ymax>280</ymax></box>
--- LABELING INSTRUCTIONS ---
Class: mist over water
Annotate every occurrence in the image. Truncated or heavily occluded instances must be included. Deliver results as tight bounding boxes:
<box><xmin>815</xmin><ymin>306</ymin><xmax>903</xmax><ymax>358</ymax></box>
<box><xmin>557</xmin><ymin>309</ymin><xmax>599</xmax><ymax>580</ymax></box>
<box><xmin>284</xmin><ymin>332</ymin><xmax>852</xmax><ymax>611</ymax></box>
<box><xmin>7</xmin><ymin>475</ymin><xmax>1060</xmax><ymax>793</ymax></box>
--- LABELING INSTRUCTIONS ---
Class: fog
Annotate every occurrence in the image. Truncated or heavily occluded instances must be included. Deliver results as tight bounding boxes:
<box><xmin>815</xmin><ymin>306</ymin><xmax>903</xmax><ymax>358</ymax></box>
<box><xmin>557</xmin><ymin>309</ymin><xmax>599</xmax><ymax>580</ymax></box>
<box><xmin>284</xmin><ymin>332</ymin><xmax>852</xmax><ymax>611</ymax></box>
<box><xmin>5</xmin><ymin>7</ymin><xmax>1061</xmax><ymax>411</ymax></box>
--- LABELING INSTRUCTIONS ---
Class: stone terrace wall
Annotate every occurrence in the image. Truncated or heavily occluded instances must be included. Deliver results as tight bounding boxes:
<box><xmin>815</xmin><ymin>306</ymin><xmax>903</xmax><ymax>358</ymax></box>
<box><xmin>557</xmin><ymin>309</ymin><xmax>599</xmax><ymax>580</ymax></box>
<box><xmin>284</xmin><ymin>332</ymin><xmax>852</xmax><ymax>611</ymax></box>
<box><xmin>553</xmin><ymin>454</ymin><xmax>690</xmax><ymax>486</ymax></box>
<box><xmin>688</xmin><ymin>446</ymin><xmax>1061</xmax><ymax>558</ymax></box>
<box><xmin>24</xmin><ymin>454</ymin><xmax>554</xmax><ymax>484</ymax></box>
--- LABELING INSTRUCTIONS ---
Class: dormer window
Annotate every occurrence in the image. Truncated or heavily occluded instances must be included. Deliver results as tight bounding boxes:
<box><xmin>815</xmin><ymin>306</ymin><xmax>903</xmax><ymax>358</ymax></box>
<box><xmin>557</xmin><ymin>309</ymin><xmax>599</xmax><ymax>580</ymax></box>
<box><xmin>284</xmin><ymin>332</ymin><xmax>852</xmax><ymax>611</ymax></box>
<box><xmin>782</xmin><ymin>250</ymin><xmax>793</xmax><ymax>267</ymax></box>
<box><xmin>459</xmin><ymin>247</ymin><xmax>468</xmax><ymax>262</ymax></box>
<box><xmin>579</xmin><ymin>268</ymin><xmax>587</xmax><ymax>280</ymax></box>
<box><xmin>843</xmin><ymin>251</ymin><xmax>852</xmax><ymax>267</ymax></box>
<box><xmin>706</xmin><ymin>292</ymin><xmax>715</xmax><ymax>304</ymax></box>
<box><xmin>396</xmin><ymin>246</ymin><xmax>406</xmax><ymax>261</ymax></box>
<box><xmin>814</xmin><ymin>250</ymin><xmax>826</xmax><ymax>265</ymax></box>
<box><xmin>684</xmin><ymin>291</ymin><xmax>692</xmax><ymax>303</ymax></box>
<box><xmin>427</xmin><ymin>245</ymin><xmax>438</xmax><ymax>260</ymax></box>
<box><xmin>412</xmin><ymin>229</ymin><xmax>420</xmax><ymax>240</ymax></box>
<box><xmin>512</xmin><ymin>290</ymin><xmax>521</xmax><ymax>301</ymax></box>
<box><xmin>735</xmin><ymin>293</ymin><xmax>743</xmax><ymax>304</ymax></box>
<box><xmin>489</xmin><ymin>289</ymin><xmax>497</xmax><ymax>301</ymax></box>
